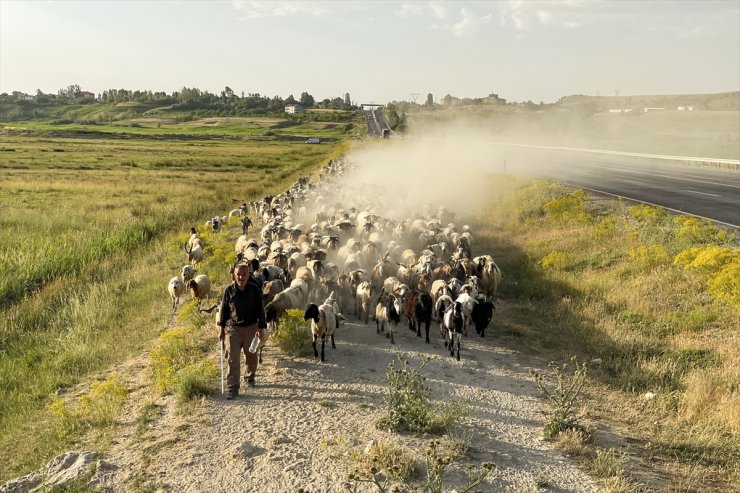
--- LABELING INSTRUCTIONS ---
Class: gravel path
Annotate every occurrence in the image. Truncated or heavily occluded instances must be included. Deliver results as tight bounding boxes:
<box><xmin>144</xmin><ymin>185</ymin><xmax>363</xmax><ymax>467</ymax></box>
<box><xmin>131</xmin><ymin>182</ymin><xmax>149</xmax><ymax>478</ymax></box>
<box><xmin>98</xmin><ymin>305</ymin><xmax>600</xmax><ymax>493</ymax></box>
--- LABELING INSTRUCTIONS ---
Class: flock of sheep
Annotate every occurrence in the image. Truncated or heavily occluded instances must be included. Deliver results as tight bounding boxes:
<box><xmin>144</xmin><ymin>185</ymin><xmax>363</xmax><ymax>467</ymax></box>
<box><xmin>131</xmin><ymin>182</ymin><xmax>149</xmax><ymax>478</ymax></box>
<box><xmin>168</xmin><ymin>157</ymin><xmax>501</xmax><ymax>362</ymax></box>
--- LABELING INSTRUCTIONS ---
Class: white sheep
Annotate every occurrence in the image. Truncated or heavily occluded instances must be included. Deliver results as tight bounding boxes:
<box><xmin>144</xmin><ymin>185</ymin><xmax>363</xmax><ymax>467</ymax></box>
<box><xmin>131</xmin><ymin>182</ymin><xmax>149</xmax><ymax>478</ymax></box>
<box><xmin>264</xmin><ymin>284</ymin><xmax>305</xmax><ymax>326</ymax></box>
<box><xmin>187</xmin><ymin>274</ymin><xmax>211</xmax><ymax>307</ymax></box>
<box><xmin>167</xmin><ymin>277</ymin><xmax>185</xmax><ymax>313</ymax></box>
<box><xmin>180</xmin><ymin>264</ymin><xmax>196</xmax><ymax>283</ymax></box>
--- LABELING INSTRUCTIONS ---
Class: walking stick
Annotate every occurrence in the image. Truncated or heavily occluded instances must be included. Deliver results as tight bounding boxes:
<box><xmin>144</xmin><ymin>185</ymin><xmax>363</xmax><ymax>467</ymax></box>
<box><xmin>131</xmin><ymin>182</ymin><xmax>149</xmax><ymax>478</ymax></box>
<box><xmin>220</xmin><ymin>339</ymin><xmax>225</xmax><ymax>394</ymax></box>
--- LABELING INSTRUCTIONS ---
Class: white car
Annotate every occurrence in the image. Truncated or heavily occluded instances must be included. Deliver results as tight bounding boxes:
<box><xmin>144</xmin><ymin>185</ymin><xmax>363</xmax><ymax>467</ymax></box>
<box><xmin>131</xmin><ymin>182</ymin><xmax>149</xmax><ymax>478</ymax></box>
<box><xmin>305</xmin><ymin>138</ymin><xmax>320</xmax><ymax>144</ymax></box>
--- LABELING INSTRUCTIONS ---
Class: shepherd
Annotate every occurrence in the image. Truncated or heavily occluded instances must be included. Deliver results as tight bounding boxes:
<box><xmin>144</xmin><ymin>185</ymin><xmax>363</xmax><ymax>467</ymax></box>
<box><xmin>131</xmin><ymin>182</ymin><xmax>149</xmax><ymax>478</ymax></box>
<box><xmin>217</xmin><ymin>260</ymin><xmax>267</xmax><ymax>400</ymax></box>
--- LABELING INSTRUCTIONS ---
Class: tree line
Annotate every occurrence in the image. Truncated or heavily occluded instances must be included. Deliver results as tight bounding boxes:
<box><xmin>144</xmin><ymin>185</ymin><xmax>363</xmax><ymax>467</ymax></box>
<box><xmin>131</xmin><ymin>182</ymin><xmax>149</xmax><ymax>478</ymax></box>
<box><xmin>0</xmin><ymin>85</ymin><xmax>357</xmax><ymax>120</ymax></box>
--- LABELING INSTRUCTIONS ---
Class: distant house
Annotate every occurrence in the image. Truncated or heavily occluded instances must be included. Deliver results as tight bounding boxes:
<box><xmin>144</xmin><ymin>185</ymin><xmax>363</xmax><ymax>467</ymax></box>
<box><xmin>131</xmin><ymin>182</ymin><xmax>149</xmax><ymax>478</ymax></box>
<box><xmin>285</xmin><ymin>104</ymin><xmax>304</xmax><ymax>114</ymax></box>
<box><xmin>643</xmin><ymin>107</ymin><xmax>665</xmax><ymax>112</ymax></box>
<box><xmin>677</xmin><ymin>106</ymin><xmax>694</xmax><ymax>111</ymax></box>
<box><xmin>483</xmin><ymin>93</ymin><xmax>507</xmax><ymax>105</ymax></box>
<box><xmin>608</xmin><ymin>109</ymin><xmax>633</xmax><ymax>113</ymax></box>
<box><xmin>79</xmin><ymin>91</ymin><xmax>95</xmax><ymax>100</ymax></box>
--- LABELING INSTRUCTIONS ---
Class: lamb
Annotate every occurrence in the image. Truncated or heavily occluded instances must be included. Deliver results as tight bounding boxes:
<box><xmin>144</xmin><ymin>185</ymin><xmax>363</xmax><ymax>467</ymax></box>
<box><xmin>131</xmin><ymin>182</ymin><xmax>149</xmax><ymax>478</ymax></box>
<box><xmin>180</xmin><ymin>264</ymin><xmax>196</xmax><ymax>283</ymax></box>
<box><xmin>303</xmin><ymin>302</ymin><xmax>338</xmax><ymax>362</ymax></box>
<box><xmin>187</xmin><ymin>274</ymin><xmax>212</xmax><ymax>308</ymax></box>
<box><xmin>167</xmin><ymin>277</ymin><xmax>185</xmax><ymax>313</ymax></box>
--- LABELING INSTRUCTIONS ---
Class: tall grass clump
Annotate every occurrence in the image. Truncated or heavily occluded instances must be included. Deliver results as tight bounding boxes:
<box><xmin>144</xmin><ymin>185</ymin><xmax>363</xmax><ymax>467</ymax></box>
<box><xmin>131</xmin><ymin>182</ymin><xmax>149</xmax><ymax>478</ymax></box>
<box><xmin>270</xmin><ymin>309</ymin><xmax>313</xmax><ymax>357</ymax></box>
<box><xmin>343</xmin><ymin>440</ymin><xmax>495</xmax><ymax>493</ymax></box>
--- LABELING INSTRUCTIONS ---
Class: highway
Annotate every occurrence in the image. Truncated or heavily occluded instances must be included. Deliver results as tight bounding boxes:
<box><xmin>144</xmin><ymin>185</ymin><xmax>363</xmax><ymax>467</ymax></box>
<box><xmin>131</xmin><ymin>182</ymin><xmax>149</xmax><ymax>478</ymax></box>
<box><xmin>492</xmin><ymin>145</ymin><xmax>740</xmax><ymax>228</ymax></box>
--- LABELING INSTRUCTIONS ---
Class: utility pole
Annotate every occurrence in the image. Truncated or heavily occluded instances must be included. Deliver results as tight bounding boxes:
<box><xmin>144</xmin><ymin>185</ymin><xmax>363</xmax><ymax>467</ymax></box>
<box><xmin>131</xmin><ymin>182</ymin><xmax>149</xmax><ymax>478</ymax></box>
<box><xmin>410</xmin><ymin>93</ymin><xmax>420</xmax><ymax>103</ymax></box>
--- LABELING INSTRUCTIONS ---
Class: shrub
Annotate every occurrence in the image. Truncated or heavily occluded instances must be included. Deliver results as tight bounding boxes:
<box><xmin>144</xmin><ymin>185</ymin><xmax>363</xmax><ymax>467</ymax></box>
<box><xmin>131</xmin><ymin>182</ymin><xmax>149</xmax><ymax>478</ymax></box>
<box><xmin>628</xmin><ymin>245</ymin><xmax>670</xmax><ymax>271</ymax></box>
<box><xmin>543</xmin><ymin>189</ymin><xmax>593</xmax><ymax>225</ymax></box>
<box><xmin>270</xmin><ymin>308</ymin><xmax>313</xmax><ymax>357</ymax></box>
<box><xmin>377</xmin><ymin>356</ymin><xmax>465</xmax><ymax>434</ymax></box>
<box><xmin>150</xmin><ymin>325</ymin><xmax>204</xmax><ymax>393</ymax></box>
<box><xmin>541</xmin><ymin>251</ymin><xmax>574</xmax><ymax>271</ymax></box>
<box><xmin>707</xmin><ymin>259</ymin><xmax>740</xmax><ymax>308</ymax></box>
<box><xmin>531</xmin><ymin>357</ymin><xmax>588</xmax><ymax>439</ymax></box>
<box><xmin>677</xmin><ymin>245</ymin><xmax>738</xmax><ymax>275</ymax></box>
<box><xmin>590</xmin><ymin>216</ymin><xmax>618</xmax><ymax>240</ymax></box>
<box><xmin>629</xmin><ymin>204</ymin><xmax>668</xmax><ymax>224</ymax></box>
<box><xmin>673</xmin><ymin>216</ymin><xmax>728</xmax><ymax>245</ymax></box>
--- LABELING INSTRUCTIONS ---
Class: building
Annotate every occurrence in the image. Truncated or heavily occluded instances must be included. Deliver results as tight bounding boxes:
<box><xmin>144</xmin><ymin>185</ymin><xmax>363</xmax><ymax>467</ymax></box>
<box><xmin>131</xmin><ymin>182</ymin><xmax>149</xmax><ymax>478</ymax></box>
<box><xmin>285</xmin><ymin>104</ymin><xmax>304</xmax><ymax>114</ymax></box>
<box><xmin>79</xmin><ymin>91</ymin><xmax>95</xmax><ymax>100</ymax></box>
<box><xmin>483</xmin><ymin>93</ymin><xmax>507</xmax><ymax>105</ymax></box>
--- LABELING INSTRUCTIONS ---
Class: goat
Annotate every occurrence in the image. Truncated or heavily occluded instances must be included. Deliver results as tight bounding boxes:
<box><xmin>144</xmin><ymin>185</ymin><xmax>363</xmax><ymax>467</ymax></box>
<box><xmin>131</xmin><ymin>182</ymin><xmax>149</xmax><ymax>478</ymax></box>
<box><xmin>355</xmin><ymin>281</ymin><xmax>374</xmax><ymax>324</ymax></box>
<box><xmin>375</xmin><ymin>292</ymin><xmax>402</xmax><ymax>344</ymax></box>
<box><xmin>443</xmin><ymin>301</ymin><xmax>465</xmax><ymax>361</ymax></box>
<box><xmin>303</xmin><ymin>302</ymin><xmax>338</xmax><ymax>362</ymax></box>
<box><xmin>184</xmin><ymin>241</ymin><xmax>204</xmax><ymax>266</ymax></box>
<box><xmin>471</xmin><ymin>296</ymin><xmax>495</xmax><ymax>337</ymax></box>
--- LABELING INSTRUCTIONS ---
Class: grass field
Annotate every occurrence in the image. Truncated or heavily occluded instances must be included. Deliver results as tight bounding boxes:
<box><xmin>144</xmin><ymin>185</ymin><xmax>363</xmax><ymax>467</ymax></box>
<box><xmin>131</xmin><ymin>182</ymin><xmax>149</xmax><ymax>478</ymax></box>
<box><xmin>0</xmin><ymin>114</ymin><xmax>360</xmax><ymax>480</ymax></box>
<box><xmin>0</xmin><ymin>110</ymin><xmax>737</xmax><ymax>491</ymax></box>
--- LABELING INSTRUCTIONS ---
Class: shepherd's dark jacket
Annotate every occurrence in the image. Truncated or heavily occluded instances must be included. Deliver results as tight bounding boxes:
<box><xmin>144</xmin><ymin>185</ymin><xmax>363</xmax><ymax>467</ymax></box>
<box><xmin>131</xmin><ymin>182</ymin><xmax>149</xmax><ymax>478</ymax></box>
<box><xmin>217</xmin><ymin>280</ymin><xmax>267</xmax><ymax>329</ymax></box>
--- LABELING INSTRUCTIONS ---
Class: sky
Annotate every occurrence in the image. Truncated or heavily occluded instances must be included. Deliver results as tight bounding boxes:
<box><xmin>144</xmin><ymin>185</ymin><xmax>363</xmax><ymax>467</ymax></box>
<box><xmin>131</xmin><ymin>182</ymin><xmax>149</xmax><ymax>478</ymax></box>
<box><xmin>1</xmin><ymin>0</ymin><xmax>739</xmax><ymax>104</ymax></box>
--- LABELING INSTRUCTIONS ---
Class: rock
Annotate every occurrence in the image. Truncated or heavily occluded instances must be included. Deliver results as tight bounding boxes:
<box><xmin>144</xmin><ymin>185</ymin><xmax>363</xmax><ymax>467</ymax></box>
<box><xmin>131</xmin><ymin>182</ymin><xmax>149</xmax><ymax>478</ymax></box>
<box><xmin>0</xmin><ymin>451</ymin><xmax>98</xmax><ymax>493</ymax></box>
<box><xmin>89</xmin><ymin>459</ymin><xmax>118</xmax><ymax>490</ymax></box>
<box><xmin>44</xmin><ymin>451</ymin><xmax>99</xmax><ymax>486</ymax></box>
<box><xmin>644</xmin><ymin>392</ymin><xmax>656</xmax><ymax>401</ymax></box>
<box><xmin>590</xmin><ymin>358</ymin><xmax>602</xmax><ymax>365</ymax></box>
<box><xmin>271</xmin><ymin>435</ymin><xmax>293</xmax><ymax>446</ymax></box>
<box><xmin>0</xmin><ymin>471</ymin><xmax>43</xmax><ymax>493</ymax></box>
<box><xmin>233</xmin><ymin>442</ymin><xmax>258</xmax><ymax>459</ymax></box>
<box><xmin>363</xmin><ymin>439</ymin><xmax>377</xmax><ymax>455</ymax></box>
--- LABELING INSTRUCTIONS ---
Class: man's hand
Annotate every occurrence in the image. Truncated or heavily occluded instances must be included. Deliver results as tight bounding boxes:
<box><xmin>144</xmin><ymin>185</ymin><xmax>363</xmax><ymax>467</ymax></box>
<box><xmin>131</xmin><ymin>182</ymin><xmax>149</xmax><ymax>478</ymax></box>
<box><xmin>256</xmin><ymin>329</ymin><xmax>265</xmax><ymax>339</ymax></box>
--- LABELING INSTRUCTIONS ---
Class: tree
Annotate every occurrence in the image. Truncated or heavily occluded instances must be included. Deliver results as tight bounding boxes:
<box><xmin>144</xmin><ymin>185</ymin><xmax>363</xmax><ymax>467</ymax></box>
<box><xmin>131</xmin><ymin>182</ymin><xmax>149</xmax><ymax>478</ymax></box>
<box><xmin>285</xmin><ymin>94</ymin><xmax>297</xmax><ymax>105</ymax></box>
<box><xmin>299</xmin><ymin>91</ymin><xmax>315</xmax><ymax>107</ymax></box>
<box><xmin>443</xmin><ymin>94</ymin><xmax>452</xmax><ymax>106</ymax></box>
<box><xmin>344</xmin><ymin>92</ymin><xmax>351</xmax><ymax>107</ymax></box>
<box><xmin>426</xmin><ymin>93</ymin><xmax>434</xmax><ymax>106</ymax></box>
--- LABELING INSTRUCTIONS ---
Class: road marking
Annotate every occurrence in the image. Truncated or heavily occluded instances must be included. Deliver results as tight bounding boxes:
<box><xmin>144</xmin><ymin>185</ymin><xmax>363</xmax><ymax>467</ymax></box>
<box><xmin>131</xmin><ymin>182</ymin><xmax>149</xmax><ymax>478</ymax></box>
<box><xmin>598</xmin><ymin>166</ymin><xmax>740</xmax><ymax>188</ymax></box>
<box><xmin>684</xmin><ymin>190</ymin><xmax>720</xmax><ymax>197</ymax></box>
<box><xmin>614</xmin><ymin>177</ymin><xmax>643</xmax><ymax>185</ymax></box>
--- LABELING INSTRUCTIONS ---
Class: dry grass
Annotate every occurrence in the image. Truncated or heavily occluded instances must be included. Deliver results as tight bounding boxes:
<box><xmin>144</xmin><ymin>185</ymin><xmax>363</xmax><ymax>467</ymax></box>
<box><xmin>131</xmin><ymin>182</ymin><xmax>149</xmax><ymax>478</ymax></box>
<box><xmin>472</xmin><ymin>177</ymin><xmax>739</xmax><ymax>491</ymax></box>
